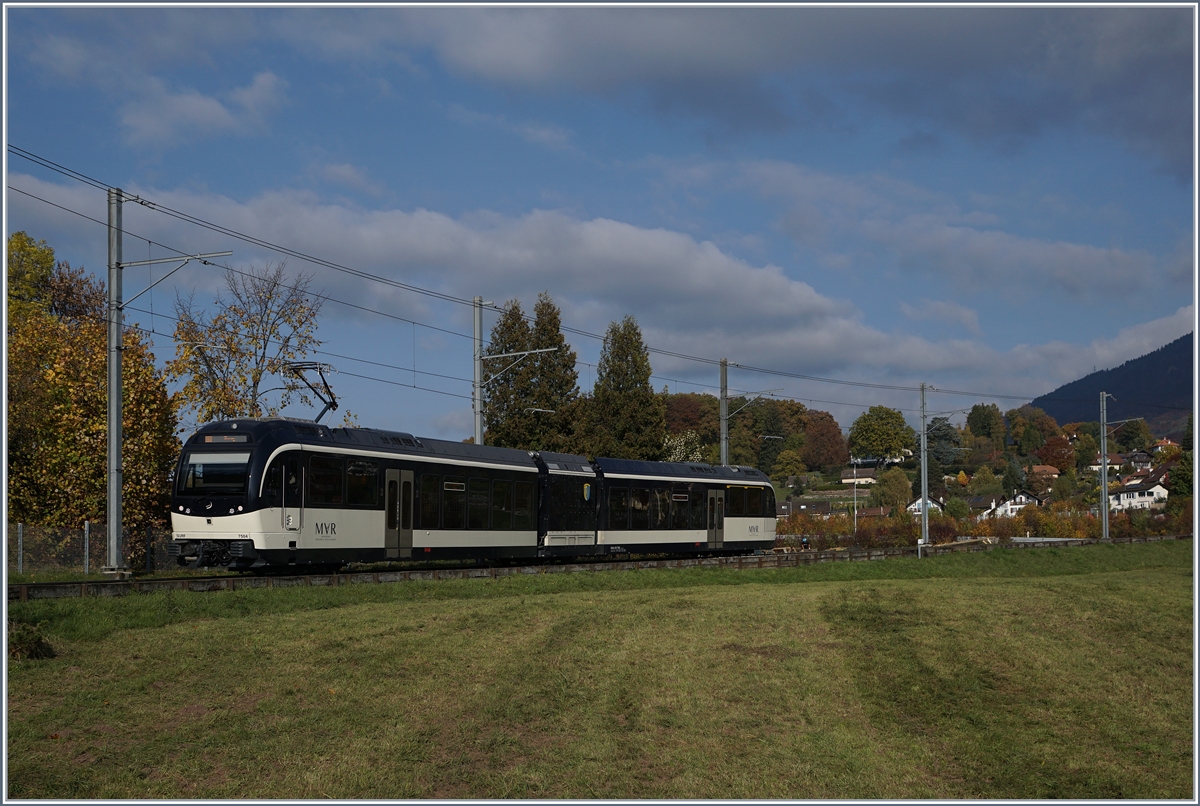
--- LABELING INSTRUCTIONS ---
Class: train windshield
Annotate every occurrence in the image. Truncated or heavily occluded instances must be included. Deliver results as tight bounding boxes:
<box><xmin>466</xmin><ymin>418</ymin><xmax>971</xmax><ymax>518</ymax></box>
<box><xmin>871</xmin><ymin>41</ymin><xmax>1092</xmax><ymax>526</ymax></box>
<box><xmin>178</xmin><ymin>451</ymin><xmax>251</xmax><ymax>496</ymax></box>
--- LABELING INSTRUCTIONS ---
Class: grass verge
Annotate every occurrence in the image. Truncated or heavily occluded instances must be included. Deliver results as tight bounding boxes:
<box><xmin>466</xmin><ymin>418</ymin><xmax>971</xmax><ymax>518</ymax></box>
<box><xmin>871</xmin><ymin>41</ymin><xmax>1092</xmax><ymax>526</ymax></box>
<box><xmin>7</xmin><ymin>540</ymin><xmax>1193</xmax><ymax>798</ymax></box>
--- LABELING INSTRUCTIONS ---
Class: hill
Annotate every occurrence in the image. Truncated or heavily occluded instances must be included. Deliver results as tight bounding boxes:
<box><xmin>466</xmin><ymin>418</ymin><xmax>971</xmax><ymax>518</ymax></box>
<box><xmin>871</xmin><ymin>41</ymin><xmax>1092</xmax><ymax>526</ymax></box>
<box><xmin>1030</xmin><ymin>333</ymin><xmax>1193</xmax><ymax>438</ymax></box>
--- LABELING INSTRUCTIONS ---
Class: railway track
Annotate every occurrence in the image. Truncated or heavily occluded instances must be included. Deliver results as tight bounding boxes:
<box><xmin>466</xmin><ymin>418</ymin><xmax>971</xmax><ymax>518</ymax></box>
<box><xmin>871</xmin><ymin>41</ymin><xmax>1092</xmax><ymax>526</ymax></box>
<box><xmin>9</xmin><ymin>533</ymin><xmax>1190</xmax><ymax>602</ymax></box>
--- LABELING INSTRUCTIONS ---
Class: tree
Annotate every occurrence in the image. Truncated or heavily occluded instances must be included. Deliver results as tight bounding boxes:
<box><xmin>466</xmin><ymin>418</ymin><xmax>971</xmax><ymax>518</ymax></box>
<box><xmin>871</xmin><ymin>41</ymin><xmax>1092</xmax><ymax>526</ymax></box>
<box><xmin>480</xmin><ymin>299</ymin><xmax>534</xmax><ymax>448</ymax></box>
<box><xmin>7</xmin><ymin>231</ymin><xmax>56</xmax><ymax>320</ymax></box>
<box><xmin>945</xmin><ymin>497</ymin><xmax>970</xmax><ymax>519</ymax></box>
<box><xmin>1018</xmin><ymin>423</ymin><xmax>1044</xmax><ymax>456</ymax></box>
<box><xmin>1037</xmin><ymin>436</ymin><xmax>1075</xmax><ymax>473</ymax></box>
<box><xmin>870</xmin><ymin>466</ymin><xmax>912</xmax><ymax>510</ymax></box>
<box><xmin>167</xmin><ymin>262</ymin><xmax>325</xmax><ymax>426</ymax></box>
<box><xmin>1001</xmin><ymin>460</ymin><xmax>1024</xmax><ymax>496</ymax></box>
<box><xmin>481</xmin><ymin>293</ymin><xmax>581</xmax><ymax>452</ymax></box>
<box><xmin>665</xmin><ymin>393</ymin><xmax>720</xmax><ymax>442</ymax></box>
<box><xmin>585</xmin><ymin>316</ymin><xmax>666</xmax><ymax>460</ymax></box>
<box><xmin>923</xmin><ymin>456</ymin><xmax>948</xmax><ymax>502</ymax></box>
<box><xmin>967</xmin><ymin>465</ymin><xmax>1004</xmax><ymax>498</ymax></box>
<box><xmin>927</xmin><ymin>416</ymin><xmax>963</xmax><ymax>467</ymax></box>
<box><xmin>967</xmin><ymin>403</ymin><xmax>1005</xmax><ymax>450</ymax></box>
<box><xmin>663</xmin><ymin>430</ymin><xmax>706</xmax><ymax>463</ymax></box>
<box><xmin>771</xmin><ymin>449</ymin><xmax>807</xmax><ymax>485</ymax></box>
<box><xmin>1072</xmin><ymin>433</ymin><xmax>1099</xmax><ymax>472</ymax></box>
<box><xmin>848</xmin><ymin>406</ymin><xmax>915</xmax><ymax>463</ymax></box>
<box><xmin>7</xmin><ymin>235</ymin><xmax>178</xmax><ymax>559</ymax></box>
<box><xmin>801</xmin><ymin>410</ymin><xmax>848</xmax><ymax>470</ymax></box>
<box><xmin>1167</xmin><ymin>451</ymin><xmax>1192</xmax><ymax>499</ymax></box>
<box><xmin>1113</xmin><ymin>418</ymin><xmax>1153</xmax><ymax>453</ymax></box>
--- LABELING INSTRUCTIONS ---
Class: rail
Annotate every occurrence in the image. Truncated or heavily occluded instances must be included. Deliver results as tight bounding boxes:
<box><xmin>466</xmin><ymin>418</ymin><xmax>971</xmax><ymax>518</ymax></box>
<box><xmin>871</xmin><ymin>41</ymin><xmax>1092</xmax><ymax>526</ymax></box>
<box><xmin>8</xmin><ymin>533</ymin><xmax>1191</xmax><ymax>602</ymax></box>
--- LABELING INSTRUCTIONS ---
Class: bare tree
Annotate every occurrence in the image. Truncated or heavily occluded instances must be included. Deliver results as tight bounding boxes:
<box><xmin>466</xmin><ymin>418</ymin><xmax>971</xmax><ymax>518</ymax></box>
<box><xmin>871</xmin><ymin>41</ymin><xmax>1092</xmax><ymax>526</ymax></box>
<box><xmin>167</xmin><ymin>262</ymin><xmax>324</xmax><ymax>425</ymax></box>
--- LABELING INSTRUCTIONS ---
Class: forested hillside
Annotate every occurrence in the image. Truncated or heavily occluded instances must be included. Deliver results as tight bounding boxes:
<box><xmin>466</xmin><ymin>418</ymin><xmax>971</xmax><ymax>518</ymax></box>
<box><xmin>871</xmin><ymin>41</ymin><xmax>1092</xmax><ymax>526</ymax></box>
<box><xmin>1031</xmin><ymin>333</ymin><xmax>1193</xmax><ymax>439</ymax></box>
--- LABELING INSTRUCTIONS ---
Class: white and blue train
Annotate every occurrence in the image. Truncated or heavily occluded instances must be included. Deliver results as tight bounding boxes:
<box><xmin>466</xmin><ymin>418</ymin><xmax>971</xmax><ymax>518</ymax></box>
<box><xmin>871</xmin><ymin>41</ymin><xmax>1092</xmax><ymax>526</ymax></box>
<box><xmin>169</xmin><ymin>418</ymin><xmax>777</xmax><ymax>571</ymax></box>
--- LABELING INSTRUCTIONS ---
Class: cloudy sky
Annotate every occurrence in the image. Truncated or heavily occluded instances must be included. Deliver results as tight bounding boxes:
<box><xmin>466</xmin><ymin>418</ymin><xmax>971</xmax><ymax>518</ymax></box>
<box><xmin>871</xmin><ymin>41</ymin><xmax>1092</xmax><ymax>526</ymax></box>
<box><xmin>5</xmin><ymin>6</ymin><xmax>1195</xmax><ymax>440</ymax></box>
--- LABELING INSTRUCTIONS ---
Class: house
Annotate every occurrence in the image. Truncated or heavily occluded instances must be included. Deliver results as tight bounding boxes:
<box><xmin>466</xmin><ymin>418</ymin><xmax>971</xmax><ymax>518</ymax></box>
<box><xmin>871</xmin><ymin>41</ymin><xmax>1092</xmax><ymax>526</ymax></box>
<box><xmin>905</xmin><ymin>496</ymin><xmax>945</xmax><ymax>515</ymax></box>
<box><xmin>788</xmin><ymin>499</ymin><xmax>832</xmax><ymax>518</ymax></box>
<box><xmin>841</xmin><ymin>468</ymin><xmax>877</xmax><ymax>484</ymax></box>
<box><xmin>1088</xmin><ymin>453</ymin><xmax>1129</xmax><ymax>473</ymax></box>
<box><xmin>1151</xmin><ymin>438</ymin><xmax>1178</xmax><ymax>453</ymax></box>
<box><xmin>965</xmin><ymin>495</ymin><xmax>1000</xmax><ymax>520</ymax></box>
<box><xmin>1123</xmin><ymin>450</ymin><xmax>1154</xmax><ymax>470</ymax></box>
<box><xmin>856</xmin><ymin>506</ymin><xmax>891</xmax><ymax>518</ymax></box>
<box><xmin>1108</xmin><ymin>462</ymin><xmax>1172</xmax><ymax>512</ymax></box>
<box><xmin>1028</xmin><ymin>464</ymin><xmax>1061</xmax><ymax>481</ymax></box>
<box><xmin>989</xmin><ymin>490</ymin><xmax>1045</xmax><ymax>518</ymax></box>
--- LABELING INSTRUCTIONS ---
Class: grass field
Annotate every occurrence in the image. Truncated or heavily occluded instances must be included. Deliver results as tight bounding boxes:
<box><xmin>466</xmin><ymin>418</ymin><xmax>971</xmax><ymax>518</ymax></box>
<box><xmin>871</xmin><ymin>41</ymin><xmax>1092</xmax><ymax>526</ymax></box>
<box><xmin>7</xmin><ymin>540</ymin><xmax>1194</xmax><ymax>798</ymax></box>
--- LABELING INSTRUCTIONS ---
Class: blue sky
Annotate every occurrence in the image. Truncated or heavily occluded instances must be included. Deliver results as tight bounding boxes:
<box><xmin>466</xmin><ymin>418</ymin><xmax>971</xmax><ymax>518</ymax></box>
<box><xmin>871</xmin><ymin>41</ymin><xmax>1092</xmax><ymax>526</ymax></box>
<box><xmin>5</xmin><ymin>5</ymin><xmax>1196</xmax><ymax>440</ymax></box>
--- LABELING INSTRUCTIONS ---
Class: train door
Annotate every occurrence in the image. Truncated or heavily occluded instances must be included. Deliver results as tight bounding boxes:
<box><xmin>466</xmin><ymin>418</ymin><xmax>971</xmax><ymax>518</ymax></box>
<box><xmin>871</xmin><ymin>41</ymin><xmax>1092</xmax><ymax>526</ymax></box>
<box><xmin>283</xmin><ymin>456</ymin><xmax>303</xmax><ymax>532</ymax></box>
<box><xmin>385</xmin><ymin>469</ymin><xmax>414</xmax><ymax>559</ymax></box>
<box><xmin>707</xmin><ymin>488</ymin><xmax>724</xmax><ymax>548</ymax></box>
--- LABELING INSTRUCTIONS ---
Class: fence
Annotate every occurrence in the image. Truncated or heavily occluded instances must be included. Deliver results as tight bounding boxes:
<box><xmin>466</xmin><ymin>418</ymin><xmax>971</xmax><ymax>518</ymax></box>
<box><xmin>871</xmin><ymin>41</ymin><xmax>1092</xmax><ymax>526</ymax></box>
<box><xmin>7</xmin><ymin>523</ymin><xmax>174</xmax><ymax>577</ymax></box>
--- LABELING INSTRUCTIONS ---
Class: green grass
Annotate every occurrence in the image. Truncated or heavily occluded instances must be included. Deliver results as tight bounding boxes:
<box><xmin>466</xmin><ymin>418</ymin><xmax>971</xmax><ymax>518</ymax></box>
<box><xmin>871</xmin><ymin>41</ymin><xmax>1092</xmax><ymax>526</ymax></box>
<box><xmin>7</xmin><ymin>540</ymin><xmax>1193</xmax><ymax>798</ymax></box>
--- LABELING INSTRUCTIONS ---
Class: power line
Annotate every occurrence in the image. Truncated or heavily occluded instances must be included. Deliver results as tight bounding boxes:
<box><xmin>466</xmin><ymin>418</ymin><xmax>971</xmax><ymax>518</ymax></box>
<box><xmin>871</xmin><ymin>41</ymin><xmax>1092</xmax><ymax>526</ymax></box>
<box><xmin>10</xmin><ymin>145</ymin><xmax>1191</xmax><ymax>413</ymax></box>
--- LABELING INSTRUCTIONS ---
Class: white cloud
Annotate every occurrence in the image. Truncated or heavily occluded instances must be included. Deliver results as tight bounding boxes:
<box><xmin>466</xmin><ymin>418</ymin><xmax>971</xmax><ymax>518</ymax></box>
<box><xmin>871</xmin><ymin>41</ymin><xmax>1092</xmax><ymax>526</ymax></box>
<box><xmin>742</xmin><ymin>160</ymin><xmax>1161</xmax><ymax>298</ymax></box>
<box><xmin>8</xmin><ymin>172</ymin><xmax>1189</xmax><ymax>434</ymax></box>
<box><xmin>119</xmin><ymin>71</ymin><xmax>288</xmax><ymax>147</ymax></box>
<box><xmin>314</xmin><ymin>163</ymin><xmax>386</xmax><ymax>197</ymax></box>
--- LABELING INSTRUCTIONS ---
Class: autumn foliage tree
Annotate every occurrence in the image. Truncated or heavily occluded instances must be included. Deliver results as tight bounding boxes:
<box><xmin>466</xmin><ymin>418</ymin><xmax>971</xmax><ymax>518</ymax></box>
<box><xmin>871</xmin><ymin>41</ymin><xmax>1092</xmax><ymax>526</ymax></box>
<box><xmin>848</xmin><ymin>405</ymin><xmax>915</xmax><ymax>463</ymax></box>
<box><xmin>7</xmin><ymin>232</ymin><xmax>179</xmax><ymax>548</ymax></box>
<box><xmin>802</xmin><ymin>410</ymin><xmax>848</xmax><ymax>471</ymax></box>
<box><xmin>166</xmin><ymin>262</ymin><xmax>325</xmax><ymax>427</ymax></box>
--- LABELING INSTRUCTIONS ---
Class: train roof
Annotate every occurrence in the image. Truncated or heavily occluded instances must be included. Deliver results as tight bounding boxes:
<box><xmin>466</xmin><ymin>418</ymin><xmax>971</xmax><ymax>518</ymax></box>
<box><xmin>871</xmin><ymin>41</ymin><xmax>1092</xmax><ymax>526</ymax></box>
<box><xmin>593</xmin><ymin>457</ymin><xmax>770</xmax><ymax>483</ymax></box>
<box><xmin>187</xmin><ymin>420</ymin><xmax>774</xmax><ymax>482</ymax></box>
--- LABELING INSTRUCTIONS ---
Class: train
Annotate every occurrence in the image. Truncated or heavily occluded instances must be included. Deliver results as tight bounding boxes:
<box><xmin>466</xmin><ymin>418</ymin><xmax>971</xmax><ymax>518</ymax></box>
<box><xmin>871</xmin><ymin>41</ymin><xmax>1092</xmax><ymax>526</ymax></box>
<box><xmin>168</xmin><ymin>417</ymin><xmax>778</xmax><ymax>572</ymax></box>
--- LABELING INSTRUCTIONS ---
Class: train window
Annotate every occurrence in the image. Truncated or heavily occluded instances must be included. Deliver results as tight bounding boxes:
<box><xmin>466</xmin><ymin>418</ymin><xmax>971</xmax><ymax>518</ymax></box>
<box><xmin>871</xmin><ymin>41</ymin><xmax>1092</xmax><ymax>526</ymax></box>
<box><xmin>443</xmin><ymin>477</ymin><xmax>466</xmax><ymax>529</ymax></box>
<box><xmin>401</xmin><ymin>480</ymin><xmax>413</xmax><ymax>530</ymax></box>
<box><xmin>608</xmin><ymin>487</ymin><xmax>629</xmax><ymax>530</ymax></box>
<box><xmin>492</xmin><ymin>480</ymin><xmax>513</xmax><ymax>530</ymax></box>
<box><xmin>765</xmin><ymin>488</ymin><xmax>776</xmax><ymax>517</ymax></box>
<box><xmin>670</xmin><ymin>490</ymin><xmax>689</xmax><ymax>529</ymax></box>
<box><xmin>284</xmin><ymin>458</ymin><xmax>302</xmax><ymax>507</ymax></box>
<box><xmin>717</xmin><ymin>498</ymin><xmax>724</xmax><ymax>529</ymax></box>
<box><xmin>308</xmin><ymin>456</ymin><xmax>344</xmax><ymax>505</ymax></box>
<box><xmin>420</xmin><ymin>475</ymin><xmax>440</xmax><ymax>529</ymax></box>
<box><xmin>708</xmin><ymin>497</ymin><xmax>716</xmax><ymax>530</ymax></box>
<box><xmin>346</xmin><ymin>460</ymin><xmax>379</xmax><ymax>506</ymax></box>
<box><xmin>514</xmin><ymin>481</ymin><xmax>534</xmax><ymax>530</ymax></box>
<box><xmin>178</xmin><ymin>451</ymin><xmax>251</xmax><ymax>496</ymax></box>
<box><xmin>651</xmin><ymin>489</ymin><xmax>670</xmax><ymax>530</ymax></box>
<box><xmin>727</xmin><ymin>487</ymin><xmax>746</xmax><ymax>517</ymax></box>
<box><xmin>261</xmin><ymin>459</ymin><xmax>283</xmax><ymax>506</ymax></box>
<box><xmin>630</xmin><ymin>488</ymin><xmax>650</xmax><ymax>530</ymax></box>
<box><xmin>689</xmin><ymin>490</ymin><xmax>704</xmax><ymax>529</ymax></box>
<box><xmin>746</xmin><ymin>488</ymin><xmax>763</xmax><ymax>516</ymax></box>
<box><xmin>386</xmin><ymin>479</ymin><xmax>398</xmax><ymax>531</ymax></box>
<box><xmin>468</xmin><ymin>478</ymin><xmax>490</xmax><ymax>529</ymax></box>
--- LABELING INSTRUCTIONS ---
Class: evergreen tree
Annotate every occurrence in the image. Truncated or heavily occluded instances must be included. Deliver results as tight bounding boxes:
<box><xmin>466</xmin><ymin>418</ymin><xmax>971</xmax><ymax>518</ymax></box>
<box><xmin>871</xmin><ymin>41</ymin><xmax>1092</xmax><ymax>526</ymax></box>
<box><xmin>586</xmin><ymin>316</ymin><xmax>666</xmax><ymax>460</ymax></box>
<box><xmin>526</xmin><ymin>293</ymin><xmax>580</xmax><ymax>453</ymax></box>
<box><xmin>480</xmin><ymin>300</ymin><xmax>534</xmax><ymax>448</ymax></box>
<box><xmin>1001</xmin><ymin>460</ymin><xmax>1024</xmax><ymax>496</ymax></box>
<box><xmin>927</xmin><ymin>416</ymin><xmax>963</xmax><ymax>466</ymax></box>
<box><xmin>967</xmin><ymin>403</ymin><xmax>1005</xmax><ymax>450</ymax></box>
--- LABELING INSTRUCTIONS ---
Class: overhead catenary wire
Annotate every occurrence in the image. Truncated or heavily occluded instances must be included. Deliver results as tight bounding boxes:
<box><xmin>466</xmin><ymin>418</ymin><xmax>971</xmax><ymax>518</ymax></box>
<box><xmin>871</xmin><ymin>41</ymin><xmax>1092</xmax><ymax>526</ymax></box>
<box><xmin>9</xmin><ymin>145</ymin><xmax>1191</xmax><ymax>414</ymax></box>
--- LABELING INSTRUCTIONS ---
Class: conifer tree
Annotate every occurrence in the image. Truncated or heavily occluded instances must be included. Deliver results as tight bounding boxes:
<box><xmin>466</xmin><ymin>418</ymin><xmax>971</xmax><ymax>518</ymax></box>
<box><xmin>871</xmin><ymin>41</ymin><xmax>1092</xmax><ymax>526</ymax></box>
<box><xmin>527</xmin><ymin>292</ymin><xmax>580</xmax><ymax>453</ymax></box>
<box><xmin>586</xmin><ymin>315</ymin><xmax>666</xmax><ymax>460</ymax></box>
<box><xmin>481</xmin><ymin>299</ymin><xmax>534</xmax><ymax>448</ymax></box>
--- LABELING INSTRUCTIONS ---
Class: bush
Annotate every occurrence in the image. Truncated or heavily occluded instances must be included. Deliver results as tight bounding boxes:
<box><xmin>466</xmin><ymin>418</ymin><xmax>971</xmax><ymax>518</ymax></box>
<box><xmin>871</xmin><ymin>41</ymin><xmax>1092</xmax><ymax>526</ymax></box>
<box><xmin>8</xmin><ymin>622</ymin><xmax>55</xmax><ymax>661</ymax></box>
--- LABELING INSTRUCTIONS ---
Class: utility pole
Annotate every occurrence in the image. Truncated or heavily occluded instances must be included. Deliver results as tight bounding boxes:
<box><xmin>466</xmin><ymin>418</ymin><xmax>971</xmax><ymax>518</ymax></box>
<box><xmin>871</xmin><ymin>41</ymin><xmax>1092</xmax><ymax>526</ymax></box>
<box><xmin>1100</xmin><ymin>391</ymin><xmax>1111</xmax><ymax>540</ymax></box>
<box><xmin>919</xmin><ymin>382</ymin><xmax>928</xmax><ymax>558</ymax></box>
<box><xmin>104</xmin><ymin>189</ymin><xmax>124</xmax><ymax>575</ymax></box>
<box><xmin>474</xmin><ymin>296</ymin><xmax>484</xmax><ymax>445</ymax></box>
<box><xmin>102</xmin><ymin>188</ymin><xmax>231</xmax><ymax>576</ymax></box>
<box><xmin>719</xmin><ymin>358</ymin><xmax>728</xmax><ymax>465</ymax></box>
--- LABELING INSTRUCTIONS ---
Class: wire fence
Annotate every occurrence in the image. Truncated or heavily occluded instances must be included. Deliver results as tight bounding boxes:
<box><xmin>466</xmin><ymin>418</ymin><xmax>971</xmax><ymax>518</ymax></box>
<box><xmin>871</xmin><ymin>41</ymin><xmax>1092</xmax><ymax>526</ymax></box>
<box><xmin>7</xmin><ymin>523</ymin><xmax>175</xmax><ymax>577</ymax></box>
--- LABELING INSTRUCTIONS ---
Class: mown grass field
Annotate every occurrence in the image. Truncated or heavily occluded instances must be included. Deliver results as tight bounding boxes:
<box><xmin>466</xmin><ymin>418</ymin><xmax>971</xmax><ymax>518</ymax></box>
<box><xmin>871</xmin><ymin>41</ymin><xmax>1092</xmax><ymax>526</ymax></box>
<box><xmin>7</xmin><ymin>540</ymin><xmax>1194</xmax><ymax>799</ymax></box>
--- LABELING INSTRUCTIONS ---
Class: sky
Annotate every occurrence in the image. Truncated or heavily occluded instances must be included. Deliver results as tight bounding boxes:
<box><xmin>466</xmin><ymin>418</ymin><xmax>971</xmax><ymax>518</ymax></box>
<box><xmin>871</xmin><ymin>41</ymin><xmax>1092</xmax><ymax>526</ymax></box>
<box><xmin>4</xmin><ymin>5</ymin><xmax>1196</xmax><ymax>442</ymax></box>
